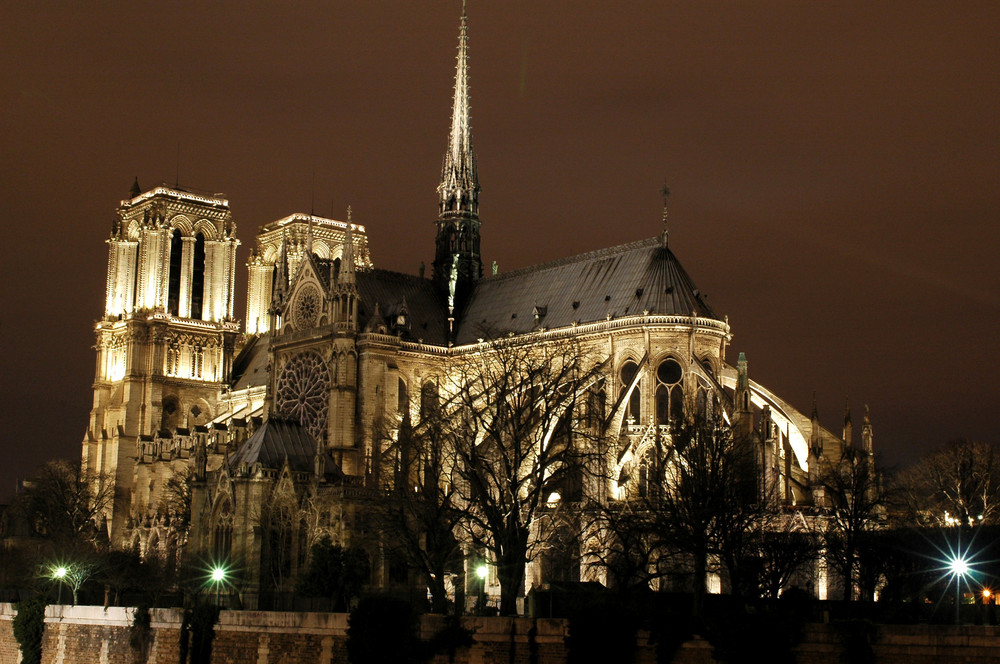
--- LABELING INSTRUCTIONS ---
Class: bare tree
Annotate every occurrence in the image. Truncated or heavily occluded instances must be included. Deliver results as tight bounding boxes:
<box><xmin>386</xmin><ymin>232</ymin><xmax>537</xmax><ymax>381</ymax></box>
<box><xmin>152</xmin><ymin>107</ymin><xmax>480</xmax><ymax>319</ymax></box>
<box><xmin>819</xmin><ymin>447</ymin><xmax>887</xmax><ymax>601</ymax></box>
<box><xmin>895</xmin><ymin>439</ymin><xmax>1000</xmax><ymax>527</ymax></box>
<box><xmin>645</xmin><ymin>414</ymin><xmax>761</xmax><ymax>616</ymax></box>
<box><xmin>13</xmin><ymin>459</ymin><xmax>114</xmax><ymax>546</ymax></box>
<box><xmin>444</xmin><ymin>337</ymin><xmax>606</xmax><ymax>615</ymax></box>
<box><xmin>372</xmin><ymin>410</ymin><xmax>465</xmax><ymax>613</ymax></box>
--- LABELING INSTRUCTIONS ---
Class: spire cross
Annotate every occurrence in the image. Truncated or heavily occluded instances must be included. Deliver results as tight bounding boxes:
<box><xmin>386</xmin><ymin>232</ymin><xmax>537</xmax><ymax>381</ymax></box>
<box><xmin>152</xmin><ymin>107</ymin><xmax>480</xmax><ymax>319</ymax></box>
<box><xmin>660</xmin><ymin>184</ymin><xmax>670</xmax><ymax>247</ymax></box>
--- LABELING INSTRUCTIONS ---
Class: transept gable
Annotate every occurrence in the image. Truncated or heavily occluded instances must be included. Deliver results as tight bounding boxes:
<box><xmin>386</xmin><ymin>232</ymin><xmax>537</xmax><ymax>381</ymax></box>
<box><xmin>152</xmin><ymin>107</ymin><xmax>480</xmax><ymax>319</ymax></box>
<box><xmin>281</xmin><ymin>255</ymin><xmax>329</xmax><ymax>333</ymax></box>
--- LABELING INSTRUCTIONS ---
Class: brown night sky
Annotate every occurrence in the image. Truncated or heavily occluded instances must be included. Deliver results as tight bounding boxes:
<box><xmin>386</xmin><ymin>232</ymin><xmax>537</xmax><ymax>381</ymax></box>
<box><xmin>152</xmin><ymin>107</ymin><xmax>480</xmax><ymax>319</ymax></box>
<box><xmin>2</xmin><ymin>1</ymin><xmax>998</xmax><ymax>500</ymax></box>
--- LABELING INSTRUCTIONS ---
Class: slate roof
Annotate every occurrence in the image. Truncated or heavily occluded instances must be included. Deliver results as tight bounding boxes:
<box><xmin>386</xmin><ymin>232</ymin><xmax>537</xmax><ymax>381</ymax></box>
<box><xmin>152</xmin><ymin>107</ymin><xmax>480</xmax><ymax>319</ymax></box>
<box><xmin>231</xmin><ymin>334</ymin><xmax>270</xmax><ymax>391</ymax></box>
<box><xmin>357</xmin><ymin>269</ymin><xmax>449</xmax><ymax>345</ymax></box>
<box><xmin>454</xmin><ymin>237</ymin><xmax>718</xmax><ymax>345</ymax></box>
<box><xmin>228</xmin><ymin>416</ymin><xmax>343</xmax><ymax>477</ymax></box>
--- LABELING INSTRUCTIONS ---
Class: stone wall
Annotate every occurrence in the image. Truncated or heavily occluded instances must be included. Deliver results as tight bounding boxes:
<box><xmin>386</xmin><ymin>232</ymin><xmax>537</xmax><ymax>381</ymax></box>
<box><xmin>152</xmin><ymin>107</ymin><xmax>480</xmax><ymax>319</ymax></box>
<box><xmin>1</xmin><ymin>603</ymin><xmax>999</xmax><ymax>664</ymax></box>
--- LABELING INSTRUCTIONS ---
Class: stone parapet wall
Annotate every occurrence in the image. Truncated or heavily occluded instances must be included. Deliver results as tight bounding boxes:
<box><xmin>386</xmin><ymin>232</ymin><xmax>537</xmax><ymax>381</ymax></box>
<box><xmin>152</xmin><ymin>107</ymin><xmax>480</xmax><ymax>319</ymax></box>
<box><xmin>2</xmin><ymin>603</ymin><xmax>1000</xmax><ymax>664</ymax></box>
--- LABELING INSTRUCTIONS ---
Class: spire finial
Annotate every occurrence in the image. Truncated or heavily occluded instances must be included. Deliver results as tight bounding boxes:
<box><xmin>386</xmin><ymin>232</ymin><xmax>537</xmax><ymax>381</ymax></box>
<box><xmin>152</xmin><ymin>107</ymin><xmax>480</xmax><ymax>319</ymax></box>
<box><xmin>660</xmin><ymin>183</ymin><xmax>670</xmax><ymax>247</ymax></box>
<box><xmin>342</xmin><ymin>207</ymin><xmax>356</xmax><ymax>283</ymax></box>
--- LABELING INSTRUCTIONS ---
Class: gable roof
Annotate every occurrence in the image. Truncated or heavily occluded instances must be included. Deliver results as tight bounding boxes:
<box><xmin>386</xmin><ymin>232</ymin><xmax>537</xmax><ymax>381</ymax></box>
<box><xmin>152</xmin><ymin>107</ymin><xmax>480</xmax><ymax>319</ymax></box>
<box><xmin>454</xmin><ymin>237</ymin><xmax>718</xmax><ymax>344</ymax></box>
<box><xmin>228</xmin><ymin>416</ymin><xmax>342</xmax><ymax>478</ymax></box>
<box><xmin>357</xmin><ymin>269</ymin><xmax>449</xmax><ymax>345</ymax></box>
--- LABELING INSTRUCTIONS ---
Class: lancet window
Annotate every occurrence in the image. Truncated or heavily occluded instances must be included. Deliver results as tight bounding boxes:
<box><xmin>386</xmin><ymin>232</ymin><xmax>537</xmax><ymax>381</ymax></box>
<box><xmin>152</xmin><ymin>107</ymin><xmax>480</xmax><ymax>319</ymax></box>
<box><xmin>654</xmin><ymin>358</ymin><xmax>684</xmax><ymax>426</ymax></box>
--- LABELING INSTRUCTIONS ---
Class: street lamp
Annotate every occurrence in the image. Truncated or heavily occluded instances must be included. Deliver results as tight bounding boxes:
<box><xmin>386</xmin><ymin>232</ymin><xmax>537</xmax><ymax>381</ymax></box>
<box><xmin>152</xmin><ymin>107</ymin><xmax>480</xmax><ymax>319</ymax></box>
<box><xmin>52</xmin><ymin>566</ymin><xmax>68</xmax><ymax>605</ymax></box>
<box><xmin>210</xmin><ymin>565</ymin><xmax>227</xmax><ymax>607</ymax></box>
<box><xmin>949</xmin><ymin>556</ymin><xmax>970</xmax><ymax>624</ymax></box>
<box><xmin>475</xmin><ymin>564</ymin><xmax>488</xmax><ymax>614</ymax></box>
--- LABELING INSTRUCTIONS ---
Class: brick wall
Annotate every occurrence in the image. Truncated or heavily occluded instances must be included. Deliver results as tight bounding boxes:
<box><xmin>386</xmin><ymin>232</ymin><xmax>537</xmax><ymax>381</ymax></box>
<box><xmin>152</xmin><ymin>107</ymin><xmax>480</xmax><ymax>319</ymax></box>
<box><xmin>2</xmin><ymin>603</ymin><xmax>999</xmax><ymax>664</ymax></box>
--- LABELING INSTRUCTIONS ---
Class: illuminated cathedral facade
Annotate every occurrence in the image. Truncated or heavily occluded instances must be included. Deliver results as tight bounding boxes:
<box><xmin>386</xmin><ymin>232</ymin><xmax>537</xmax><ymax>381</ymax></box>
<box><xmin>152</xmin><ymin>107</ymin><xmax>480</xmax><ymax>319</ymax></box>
<box><xmin>81</xmin><ymin>7</ymin><xmax>868</xmax><ymax>606</ymax></box>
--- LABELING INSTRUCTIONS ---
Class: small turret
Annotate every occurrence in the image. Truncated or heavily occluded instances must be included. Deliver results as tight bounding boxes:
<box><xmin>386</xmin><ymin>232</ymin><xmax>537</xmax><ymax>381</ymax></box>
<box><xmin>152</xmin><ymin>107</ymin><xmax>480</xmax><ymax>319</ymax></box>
<box><xmin>734</xmin><ymin>352</ymin><xmax>752</xmax><ymax>436</ymax></box>
<box><xmin>843</xmin><ymin>398</ymin><xmax>853</xmax><ymax>447</ymax></box>
<box><xmin>861</xmin><ymin>404</ymin><xmax>874</xmax><ymax>454</ymax></box>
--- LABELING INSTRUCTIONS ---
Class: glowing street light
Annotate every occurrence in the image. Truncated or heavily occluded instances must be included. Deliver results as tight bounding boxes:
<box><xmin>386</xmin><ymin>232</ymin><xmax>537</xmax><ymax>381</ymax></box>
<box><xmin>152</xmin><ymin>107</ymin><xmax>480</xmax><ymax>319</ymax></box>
<box><xmin>475</xmin><ymin>565</ymin><xmax>488</xmax><ymax>581</ymax></box>
<box><xmin>949</xmin><ymin>555</ymin><xmax>971</xmax><ymax>624</ymax></box>
<box><xmin>208</xmin><ymin>565</ymin><xmax>228</xmax><ymax>606</ymax></box>
<box><xmin>50</xmin><ymin>565</ymin><xmax>69</xmax><ymax>605</ymax></box>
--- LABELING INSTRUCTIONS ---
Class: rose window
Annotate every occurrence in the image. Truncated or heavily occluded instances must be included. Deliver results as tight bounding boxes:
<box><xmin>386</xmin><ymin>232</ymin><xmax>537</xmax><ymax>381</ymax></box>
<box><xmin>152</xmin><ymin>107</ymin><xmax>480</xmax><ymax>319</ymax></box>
<box><xmin>275</xmin><ymin>351</ymin><xmax>329</xmax><ymax>443</ymax></box>
<box><xmin>293</xmin><ymin>285</ymin><xmax>321</xmax><ymax>329</ymax></box>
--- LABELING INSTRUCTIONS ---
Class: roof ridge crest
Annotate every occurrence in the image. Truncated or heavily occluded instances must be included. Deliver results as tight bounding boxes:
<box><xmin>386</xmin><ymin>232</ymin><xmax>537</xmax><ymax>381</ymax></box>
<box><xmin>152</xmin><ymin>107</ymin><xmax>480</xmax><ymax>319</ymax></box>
<box><xmin>483</xmin><ymin>237</ymin><xmax>660</xmax><ymax>281</ymax></box>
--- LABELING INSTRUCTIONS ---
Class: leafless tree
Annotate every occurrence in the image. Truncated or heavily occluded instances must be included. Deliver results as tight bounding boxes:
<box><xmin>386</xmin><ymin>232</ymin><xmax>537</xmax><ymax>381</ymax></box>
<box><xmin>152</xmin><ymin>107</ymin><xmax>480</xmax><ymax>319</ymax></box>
<box><xmin>372</xmin><ymin>410</ymin><xmax>466</xmax><ymax>613</ymax></box>
<box><xmin>819</xmin><ymin>447</ymin><xmax>887</xmax><ymax>600</ymax></box>
<box><xmin>13</xmin><ymin>459</ymin><xmax>114</xmax><ymax>546</ymax></box>
<box><xmin>644</xmin><ymin>414</ymin><xmax>762</xmax><ymax>616</ymax></box>
<box><xmin>894</xmin><ymin>439</ymin><xmax>1000</xmax><ymax>527</ymax></box>
<box><xmin>444</xmin><ymin>336</ymin><xmax>607</xmax><ymax>615</ymax></box>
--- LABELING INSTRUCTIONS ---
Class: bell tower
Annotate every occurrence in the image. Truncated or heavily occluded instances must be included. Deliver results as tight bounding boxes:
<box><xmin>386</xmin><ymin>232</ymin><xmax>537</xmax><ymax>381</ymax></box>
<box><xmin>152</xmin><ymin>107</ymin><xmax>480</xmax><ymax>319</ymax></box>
<box><xmin>433</xmin><ymin>2</ymin><xmax>481</xmax><ymax>319</ymax></box>
<box><xmin>83</xmin><ymin>182</ymin><xmax>240</xmax><ymax>542</ymax></box>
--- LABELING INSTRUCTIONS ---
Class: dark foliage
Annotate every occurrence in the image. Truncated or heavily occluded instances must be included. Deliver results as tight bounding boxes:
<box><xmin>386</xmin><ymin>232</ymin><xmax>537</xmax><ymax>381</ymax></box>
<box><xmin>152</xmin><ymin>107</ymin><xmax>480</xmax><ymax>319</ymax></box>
<box><xmin>129</xmin><ymin>603</ymin><xmax>152</xmax><ymax>663</ymax></box>
<box><xmin>180</xmin><ymin>601</ymin><xmax>220</xmax><ymax>664</ymax></box>
<box><xmin>295</xmin><ymin>536</ymin><xmax>369</xmax><ymax>611</ymax></box>
<box><xmin>13</xmin><ymin>596</ymin><xmax>47</xmax><ymax>664</ymax></box>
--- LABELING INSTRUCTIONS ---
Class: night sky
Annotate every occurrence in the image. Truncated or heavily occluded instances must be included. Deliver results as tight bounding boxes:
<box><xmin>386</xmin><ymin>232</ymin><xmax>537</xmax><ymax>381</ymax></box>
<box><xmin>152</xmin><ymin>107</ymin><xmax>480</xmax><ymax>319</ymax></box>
<box><xmin>2</xmin><ymin>1</ymin><xmax>998</xmax><ymax>500</ymax></box>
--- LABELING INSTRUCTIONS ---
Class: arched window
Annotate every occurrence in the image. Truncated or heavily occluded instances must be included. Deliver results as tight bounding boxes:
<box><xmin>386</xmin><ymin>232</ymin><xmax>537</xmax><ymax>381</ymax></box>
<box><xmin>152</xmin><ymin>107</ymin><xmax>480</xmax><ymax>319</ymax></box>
<box><xmin>167</xmin><ymin>229</ymin><xmax>182</xmax><ymax>316</ymax></box>
<box><xmin>655</xmin><ymin>358</ymin><xmax>684</xmax><ymax>425</ymax></box>
<box><xmin>191</xmin><ymin>232</ymin><xmax>206</xmax><ymax>319</ymax></box>
<box><xmin>420</xmin><ymin>381</ymin><xmax>438</xmax><ymax>420</ymax></box>
<box><xmin>397</xmin><ymin>378</ymin><xmax>408</xmax><ymax>416</ymax></box>
<box><xmin>619</xmin><ymin>361</ymin><xmax>640</xmax><ymax>423</ymax></box>
<box><xmin>213</xmin><ymin>501</ymin><xmax>233</xmax><ymax>559</ymax></box>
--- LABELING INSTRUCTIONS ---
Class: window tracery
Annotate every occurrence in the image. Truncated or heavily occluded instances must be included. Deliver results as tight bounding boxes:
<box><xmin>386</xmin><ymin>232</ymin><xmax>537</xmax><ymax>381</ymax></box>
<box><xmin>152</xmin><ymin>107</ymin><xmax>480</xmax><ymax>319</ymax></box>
<box><xmin>292</xmin><ymin>284</ymin><xmax>321</xmax><ymax>330</ymax></box>
<box><xmin>619</xmin><ymin>361</ymin><xmax>640</xmax><ymax>423</ymax></box>
<box><xmin>655</xmin><ymin>357</ymin><xmax>684</xmax><ymax>426</ymax></box>
<box><xmin>275</xmin><ymin>350</ymin><xmax>330</xmax><ymax>443</ymax></box>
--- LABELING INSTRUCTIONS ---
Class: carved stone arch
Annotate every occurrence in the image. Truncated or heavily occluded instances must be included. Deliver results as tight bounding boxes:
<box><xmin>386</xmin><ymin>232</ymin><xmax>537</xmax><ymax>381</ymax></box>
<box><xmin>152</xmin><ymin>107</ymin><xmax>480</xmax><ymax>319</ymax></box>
<box><xmin>313</xmin><ymin>239</ymin><xmax>330</xmax><ymax>259</ymax></box>
<box><xmin>147</xmin><ymin>530</ymin><xmax>161</xmax><ymax>558</ymax></box>
<box><xmin>168</xmin><ymin>214</ymin><xmax>194</xmax><ymax>236</ymax></box>
<box><xmin>193</xmin><ymin>218</ymin><xmax>219</xmax><ymax>240</ymax></box>
<box><xmin>161</xmin><ymin>394</ymin><xmax>181</xmax><ymax>432</ymax></box>
<box><xmin>263</xmin><ymin>245</ymin><xmax>279</xmax><ymax>263</ymax></box>
<box><xmin>189</xmin><ymin>398</ymin><xmax>213</xmax><ymax>427</ymax></box>
<box><xmin>127</xmin><ymin>220</ymin><xmax>141</xmax><ymax>241</ymax></box>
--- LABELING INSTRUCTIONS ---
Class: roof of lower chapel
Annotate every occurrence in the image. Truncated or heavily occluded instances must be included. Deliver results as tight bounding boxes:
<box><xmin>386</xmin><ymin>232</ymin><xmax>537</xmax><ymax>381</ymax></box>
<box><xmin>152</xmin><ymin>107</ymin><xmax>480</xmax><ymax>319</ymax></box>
<box><xmin>452</xmin><ymin>237</ymin><xmax>719</xmax><ymax>345</ymax></box>
<box><xmin>228</xmin><ymin>416</ymin><xmax>342</xmax><ymax>478</ymax></box>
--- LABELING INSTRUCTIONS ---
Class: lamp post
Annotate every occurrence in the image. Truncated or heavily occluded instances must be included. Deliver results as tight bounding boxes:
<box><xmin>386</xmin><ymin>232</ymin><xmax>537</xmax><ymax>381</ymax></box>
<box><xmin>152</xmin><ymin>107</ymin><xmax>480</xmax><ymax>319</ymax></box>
<box><xmin>949</xmin><ymin>556</ymin><xmax>969</xmax><ymax>624</ymax></box>
<box><xmin>52</xmin><ymin>566</ymin><xmax>67</xmax><ymax>605</ymax></box>
<box><xmin>475</xmin><ymin>564</ymin><xmax>488</xmax><ymax>613</ymax></box>
<box><xmin>211</xmin><ymin>566</ymin><xmax>227</xmax><ymax>607</ymax></box>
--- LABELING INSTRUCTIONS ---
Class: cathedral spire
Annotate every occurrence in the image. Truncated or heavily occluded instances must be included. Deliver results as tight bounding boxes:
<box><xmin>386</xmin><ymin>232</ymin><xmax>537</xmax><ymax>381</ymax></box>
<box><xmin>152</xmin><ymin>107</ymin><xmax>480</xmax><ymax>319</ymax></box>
<box><xmin>440</xmin><ymin>0</ymin><xmax>478</xmax><ymax>213</ymax></box>
<box><xmin>433</xmin><ymin>1</ymin><xmax>482</xmax><ymax>300</ymax></box>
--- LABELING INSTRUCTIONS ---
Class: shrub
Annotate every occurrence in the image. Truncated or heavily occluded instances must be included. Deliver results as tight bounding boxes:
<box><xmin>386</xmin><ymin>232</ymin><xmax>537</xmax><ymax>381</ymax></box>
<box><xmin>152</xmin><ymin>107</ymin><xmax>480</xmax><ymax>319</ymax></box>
<box><xmin>13</xmin><ymin>596</ymin><xmax>47</xmax><ymax>664</ymax></box>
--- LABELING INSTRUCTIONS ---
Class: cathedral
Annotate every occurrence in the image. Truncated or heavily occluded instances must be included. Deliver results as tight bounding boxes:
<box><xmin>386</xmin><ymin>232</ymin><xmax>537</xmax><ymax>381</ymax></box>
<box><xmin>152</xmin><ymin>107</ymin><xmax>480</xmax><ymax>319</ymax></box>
<box><xmin>80</xmin><ymin>7</ymin><xmax>865</xmax><ymax>606</ymax></box>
